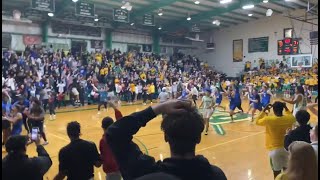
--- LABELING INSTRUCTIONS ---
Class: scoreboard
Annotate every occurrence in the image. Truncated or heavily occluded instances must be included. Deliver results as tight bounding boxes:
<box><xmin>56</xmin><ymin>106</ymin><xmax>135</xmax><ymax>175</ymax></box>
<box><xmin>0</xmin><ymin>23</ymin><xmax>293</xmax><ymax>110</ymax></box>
<box><xmin>277</xmin><ymin>38</ymin><xmax>299</xmax><ymax>55</ymax></box>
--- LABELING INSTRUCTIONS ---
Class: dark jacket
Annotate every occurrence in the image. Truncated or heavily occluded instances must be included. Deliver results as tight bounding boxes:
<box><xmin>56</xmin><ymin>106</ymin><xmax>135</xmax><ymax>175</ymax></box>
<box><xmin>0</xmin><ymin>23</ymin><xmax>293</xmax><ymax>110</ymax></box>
<box><xmin>2</xmin><ymin>145</ymin><xmax>52</xmax><ymax>180</ymax></box>
<box><xmin>106</xmin><ymin>107</ymin><xmax>227</xmax><ymax>180</ymax></box>
<box><xmin>284</xmin><ymin>124</ymin><xmax>312</xmax><ymax>150</ymax></box>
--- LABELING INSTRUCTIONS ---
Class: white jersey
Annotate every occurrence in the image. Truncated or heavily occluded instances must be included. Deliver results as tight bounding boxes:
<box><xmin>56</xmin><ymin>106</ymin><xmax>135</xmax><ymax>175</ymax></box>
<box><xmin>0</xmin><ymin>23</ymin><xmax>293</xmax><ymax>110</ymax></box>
<box><xmin>293</xmin><ymin>94</ymin><xmax>307</xmax><ymax>116</ymax></box>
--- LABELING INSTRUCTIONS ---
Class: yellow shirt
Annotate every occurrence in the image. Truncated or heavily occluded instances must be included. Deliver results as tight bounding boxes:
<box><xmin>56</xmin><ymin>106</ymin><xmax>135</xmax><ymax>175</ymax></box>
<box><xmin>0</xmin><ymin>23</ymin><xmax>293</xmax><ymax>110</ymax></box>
<box><xmin>140</xmin><ymin>73</ymin><xmax>146</xmax><ymax>80</ymax></box>
<box><xmin>149</xmin><ymin>85</ymin><xmax>155</xmax><ymax>93</ymax></box>
<box><xmin>95</xmin><ymin>53</ymin><xmax>102</xmax><ymax>62</ymax></box>
<box><xmin>275</xmin><ymin>173</ymin><xmax>288</xmax><ymax>180</ymax></box>
<box><xmin>256</xmin><ymin>110</ymin><xmax>295</xmax><ymax>150</ymax></box>
<box><xmin>130</xmin><ymin>83</ymin><xmax>135</xmax><ymax>92</ymax></box>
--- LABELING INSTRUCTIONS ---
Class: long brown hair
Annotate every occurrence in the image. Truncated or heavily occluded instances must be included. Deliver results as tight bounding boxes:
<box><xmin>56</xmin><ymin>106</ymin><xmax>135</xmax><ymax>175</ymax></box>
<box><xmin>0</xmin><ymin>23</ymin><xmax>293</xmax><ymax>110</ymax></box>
<box><xmin>286</xmin><ymin>141</ymin><xmax>318</xmax><ymax>180</ymax></box>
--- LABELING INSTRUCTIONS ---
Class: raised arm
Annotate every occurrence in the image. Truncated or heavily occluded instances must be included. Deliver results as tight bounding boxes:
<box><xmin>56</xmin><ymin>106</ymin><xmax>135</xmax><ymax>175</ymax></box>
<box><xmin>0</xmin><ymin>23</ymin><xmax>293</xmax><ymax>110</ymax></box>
<box><xmin>106</xmin><ymin>100</ymin><xmax>192</xmax><ymax>179</ymax></box>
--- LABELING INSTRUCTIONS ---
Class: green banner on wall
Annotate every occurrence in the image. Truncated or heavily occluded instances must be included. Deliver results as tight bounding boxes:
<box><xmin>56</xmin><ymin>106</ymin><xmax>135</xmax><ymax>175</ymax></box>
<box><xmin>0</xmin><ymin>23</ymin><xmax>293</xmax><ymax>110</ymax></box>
<box><xmin>32</xmin><ymin>0</ymin><xmax>55</xmax><ymax>12</ymax></box>
<box><xmin>75</xmin><ymin>1</ymin><xmax>95</xmax><ymax>17</ymax></box>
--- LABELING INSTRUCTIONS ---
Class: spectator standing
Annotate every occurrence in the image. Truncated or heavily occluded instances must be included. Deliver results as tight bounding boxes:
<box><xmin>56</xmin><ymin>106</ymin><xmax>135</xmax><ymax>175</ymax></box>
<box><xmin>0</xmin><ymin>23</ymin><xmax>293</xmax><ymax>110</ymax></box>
<box><xmin>2</xmin><ymin>135</ymin><xmax>52</xmax><ymax>180</ymax></box>
<box><xmin>106</xmin><ymin>100</ymin><xmax>227</xmax><ymax>180</ymax></box>
<box><xmin>54</xmin><ymin>121</ymin><xmax>101</xmax><ymax>180</ymax></box>
<box><xmin>100</xmin><ymin>102</ymin><xmax>122</xmax><ymax>180</ymax></box>
<box><xmin>284</xmin><ymin>110</ymin><xmax>312</xmax><ymax>150</ymax></box>
<box><xmin>275</xmin><ymin>141</ymin><xmax>318</xmax><ymax>180</ymax></box>
<box><xmin>310</xmin><ymin>124</ymin><xmax>318</xmax><ymax>160</ymax></box>
<box><xmin>255</xmin><ymin>102</ymin><xmax>295</xmax><ymax>178</ymax></box>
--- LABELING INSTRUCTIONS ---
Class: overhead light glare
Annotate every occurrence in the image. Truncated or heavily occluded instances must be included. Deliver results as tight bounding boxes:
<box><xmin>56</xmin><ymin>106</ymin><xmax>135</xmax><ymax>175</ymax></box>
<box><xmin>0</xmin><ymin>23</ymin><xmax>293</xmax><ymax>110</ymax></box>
<box><xmin>212</xmin><ymin>20</ymin><xmax>220</xmax><ymax>26</ymax></box>
<box><xmin>130</xmin><ymin>23</ymin><xmax>134</xmax><ymax>26</ymax></box>
<box><xmin>94</xmin><ymin>18</ymin><xmax>99</xmax><ymax>22</ymax></box>
<box><xmin>248</xmin><ymin>13</ymin><xmax>253</xmax><ymax>16</ymax></box>
<box><xmin>266</xmin><ymin>9</ymin><xmax>273</xmax><ymax>16</ymax></box>
<box><xmin>72</xmin><ymin>0</ymin><xmax>78</xmax><ymax>2</ymax></box>
<box><xmin>242</xmin><ymin>4</ymin><xmax>255</xmax><ymax>9</ymax></box>
<box><xmin>48</xmin><ymin>12</ymin><xmax>54</xmax><ymax>17</ymax></box>
<box><xmin>158</xmin><ymin>9</ymin><xmax>163</xmax><ymax>16</ymax></box>
<box><xmin>220</xmin><ymin>0</ymin><xmax>232</xmax><ymax>4</ymax></box>
<box><xmin>158</xmin><ymin>26</ymin><xmax>162</xmax><ymax>30</ymax></box>
<box><xmin>263</xmin><ymin>0</ymin><xmax>268</xmax><ymax>3</ymax></box>
<box><xmin>194</xmin><ymin>1</ymin><xmax>200</xmax><ymax>4</ymax></box>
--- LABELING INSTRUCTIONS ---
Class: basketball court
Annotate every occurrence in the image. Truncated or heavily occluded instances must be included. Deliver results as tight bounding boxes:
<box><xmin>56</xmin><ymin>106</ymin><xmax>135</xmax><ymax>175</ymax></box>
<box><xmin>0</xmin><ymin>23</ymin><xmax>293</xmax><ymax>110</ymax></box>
<box><xmin>2</xmin><ymin>97</ymin><xmax>317</xmax><ymax>180</ymax></box>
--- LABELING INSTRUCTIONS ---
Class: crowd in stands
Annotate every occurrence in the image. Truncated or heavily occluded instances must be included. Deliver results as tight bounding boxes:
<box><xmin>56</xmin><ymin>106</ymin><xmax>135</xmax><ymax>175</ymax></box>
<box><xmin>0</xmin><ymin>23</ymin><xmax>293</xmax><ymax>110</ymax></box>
<box><xmin>2</xmin><ymin>44</ymin><xmax>318</xmax><ymax>180</ymax></box>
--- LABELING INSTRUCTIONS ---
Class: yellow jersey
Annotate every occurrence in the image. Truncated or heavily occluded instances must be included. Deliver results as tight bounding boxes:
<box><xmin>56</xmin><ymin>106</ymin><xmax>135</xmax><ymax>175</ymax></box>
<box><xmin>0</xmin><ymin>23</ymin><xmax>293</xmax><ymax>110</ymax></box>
<box><xmin>256</xmin><ymin>110</ymin><xmax>295</xmax><ymax>150</ymax></box>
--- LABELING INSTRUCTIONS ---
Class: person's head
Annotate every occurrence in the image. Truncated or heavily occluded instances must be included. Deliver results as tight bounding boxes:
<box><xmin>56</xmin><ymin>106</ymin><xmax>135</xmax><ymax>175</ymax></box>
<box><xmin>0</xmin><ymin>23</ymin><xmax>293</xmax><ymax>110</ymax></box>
<box><xmin>101</xmin><ymin>117</ymin><xmax>114</xmax><ymax>132</ymax></box>
<box><xmin>67</xmin><ymin>121</ymin><xmax>81</xmax><ymax>140</ymax></box>
<box><xmin>162</xmin><ymin>87</ymin><xmax>166</xmax><ymax>92</ymax></box>
<box><xmin>5</xmin><ymin>135</ymin><xmax>28</xmax><ymax>154</ymax></box>
<box><xmin>295</xmin><ymin>110</ymin><xmax>310</xmax><ymax>126</ymax></box>
<box><xmin>310</xmin><ymin>124</ymin><xmax>318</xmax><ymax>142</ymax></box>
<box><xmin>252</xmin><ymin>88</ymin><xmax>258</xmax><ymax>94</ymax></box>
<box><xmin>272</xmin><ymin>101</ymin><xmax>285</xmax><ymax>116</ymax></box>
<box><xmin>161</xmin><ymin>110</ymin><xmax>204</xmax><ymax>157</ymax></box>
<box><xmin>287</xmin><ymin>141</ymin><xmax>318</xmax><ymax>180</ymax></box>
<box><xmin>205</xmin><ymin>89</ymin><xmax>211</xmax><ymax>96</ymax></box>
<box><xmin>11</xmin><ymin>105</ymin><xmax>21</xmax><ymax>114</ymax></box>
<box><xmin>295</xmin><ymin>86</ymin><xmax>304</xmax><ymax>95</ymax></box>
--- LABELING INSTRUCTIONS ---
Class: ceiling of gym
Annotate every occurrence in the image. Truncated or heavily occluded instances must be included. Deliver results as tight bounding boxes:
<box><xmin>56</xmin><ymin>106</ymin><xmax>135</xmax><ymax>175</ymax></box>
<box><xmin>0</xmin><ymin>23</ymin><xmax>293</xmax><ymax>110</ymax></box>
<box><xmin>2</xmin><ymin>0</ymin><xmax>318</xmax><ymax>34</ymax></box>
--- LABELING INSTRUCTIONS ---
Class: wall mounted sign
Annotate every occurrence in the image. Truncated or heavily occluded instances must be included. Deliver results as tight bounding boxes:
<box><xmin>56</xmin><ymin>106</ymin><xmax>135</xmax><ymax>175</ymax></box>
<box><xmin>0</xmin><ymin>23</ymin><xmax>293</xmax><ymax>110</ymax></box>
<box><xmin>233</xmin><ymin>39</ymin><xmax>243</xmax><ymax>62</ymax></box>
<box><xmin>91</xmin><ymin>40</ymin><xmax>103</xmax><ymax>49</ymax></box>
<box><xmin>143</xmin><ymin>14</ymin><xmax>155</xmax><ymax>26</ymax></box>
<box><xmin>248</xmin><ymin>37</ymin><xmax>269</xmax><ymax>53</ymax></box>
<box><xmin>113</xmin><ymin>9</ymin><xmax>129</xmax><ymax>23</ymax></box>
<box><xmin>142</xmin><ymin>44</ymin><xmax>152</xmax><ymax>52</ymax></box>
<box><xmin>75</xmin><ymin>1</ymin><xmax>95</xmax><ymax>17</ymax></box>
<box><xmin>32</xmin><ymin>0</ymin><xmax>55</xmax><ymax>12</ymax></box>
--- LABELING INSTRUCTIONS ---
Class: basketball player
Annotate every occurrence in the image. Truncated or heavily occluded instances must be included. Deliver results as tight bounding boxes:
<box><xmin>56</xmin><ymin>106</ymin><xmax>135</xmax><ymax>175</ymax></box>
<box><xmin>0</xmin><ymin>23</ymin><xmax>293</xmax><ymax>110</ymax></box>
<box><xmin>199</xmin><ymin>89</ymin><xmax>215</xmax><ymax>135</ymax></box>
<box><xmin>249</xmin><ymin>88</ymin><xmax>262</xmax><ymax>122</ymax></box>
<box><xmin>213</xmin><ymin>87</ymin><xmax>225</xmax><ymax>111</ymax></box>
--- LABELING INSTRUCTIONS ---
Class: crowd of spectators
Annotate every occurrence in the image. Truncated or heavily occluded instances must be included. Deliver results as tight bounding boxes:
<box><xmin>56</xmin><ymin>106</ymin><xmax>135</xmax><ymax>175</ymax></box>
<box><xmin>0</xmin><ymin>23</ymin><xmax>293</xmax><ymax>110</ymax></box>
<box><xmin>2</xmin><ymin>45</ymin><xmax>318</xmax><ymax>180</ymax></box>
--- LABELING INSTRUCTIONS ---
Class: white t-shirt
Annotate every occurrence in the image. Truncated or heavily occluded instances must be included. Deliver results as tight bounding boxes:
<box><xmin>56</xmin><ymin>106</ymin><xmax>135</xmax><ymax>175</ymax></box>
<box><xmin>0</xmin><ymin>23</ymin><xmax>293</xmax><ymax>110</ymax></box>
<box><xmin>57</xmin><ymin>83</ymin><xmax>66</xmax><ymax>93</ymax></box>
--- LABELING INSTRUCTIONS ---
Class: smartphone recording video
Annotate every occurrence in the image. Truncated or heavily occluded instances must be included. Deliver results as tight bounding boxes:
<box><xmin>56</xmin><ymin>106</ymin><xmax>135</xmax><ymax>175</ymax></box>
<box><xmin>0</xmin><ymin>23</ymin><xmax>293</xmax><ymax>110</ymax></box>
<box><xmin>31</xmin><ymin>127</ymin><xmax>39</xmax><ymax>141</ymax></box>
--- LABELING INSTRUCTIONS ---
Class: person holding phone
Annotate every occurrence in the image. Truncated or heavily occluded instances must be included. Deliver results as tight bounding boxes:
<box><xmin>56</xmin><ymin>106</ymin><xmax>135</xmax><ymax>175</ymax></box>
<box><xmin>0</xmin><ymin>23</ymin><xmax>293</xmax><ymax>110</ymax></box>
<box><xmin>255</xmin><ymin>102</ymin><xmax>296</xmax><ymax>178</ymax></box>
<box><xmin>2</xmin><ymin>135</ymin><xmax>52</xmax><ymax>179</ymax></box>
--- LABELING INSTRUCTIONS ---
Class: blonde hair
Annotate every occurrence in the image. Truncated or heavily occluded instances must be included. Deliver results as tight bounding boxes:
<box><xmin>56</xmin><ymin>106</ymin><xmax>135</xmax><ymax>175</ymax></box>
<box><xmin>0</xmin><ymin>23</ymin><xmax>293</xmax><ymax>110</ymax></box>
<box><xmin>286</xmin><ymin>141</ymin><xmax>318</xmax><ymax>180</ymax></box>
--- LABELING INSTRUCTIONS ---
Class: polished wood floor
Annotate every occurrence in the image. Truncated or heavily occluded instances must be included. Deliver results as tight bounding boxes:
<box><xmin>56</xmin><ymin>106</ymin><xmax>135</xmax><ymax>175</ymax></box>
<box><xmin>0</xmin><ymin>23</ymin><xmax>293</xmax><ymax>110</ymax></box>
<box><xmin>2</xmin><ymin>97</ymin><xmax>318</xmax><ymax>180</ymax></box>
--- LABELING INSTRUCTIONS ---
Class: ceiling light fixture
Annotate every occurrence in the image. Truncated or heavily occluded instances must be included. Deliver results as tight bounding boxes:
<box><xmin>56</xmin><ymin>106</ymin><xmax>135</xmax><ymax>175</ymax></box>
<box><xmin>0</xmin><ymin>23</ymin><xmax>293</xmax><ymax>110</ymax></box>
<box><xmin>158</xmin><ymin>26</ymin><xmax>162</xmax><ymax>30</ymax></box>
<box><xmin>72</xmin><ymin>0</ymin><xmax>78</xmax><ymax>2</ymax></box>
<box><xmin>248</xmin><ymin>13</ymin><xmax>253</xmax><ymax>16</ymax></box>
<box><xmin>266</xmin><ymin>9</ymin><xmax>273</xmax><ymax>16</ymax></box>
<box><xmin>130</xmin><ymin>23</ymin><xmax>134</xmax><ymax>26</ymax></box>
<box><xmin>194</xmin><ymin>1</ymin><xmax>200</xmax><ymax>4</ymax></box>
<box><xmin>158</xmin><ymin>9</ymin><xmax>163</xmax><ymax>16</ymax></box>
<box><xmin>263</xmin><ymin>0</ymin><xmax>268</xmax><ymax>3</ymax></box>
<box><xmin>242</xmin><ymin>4</ymin><xmax>255</xmax><ymax>9</ymax></box>
<box><xmin>220</xmin><ymin>0</ymin><xmax>232</xmax><ymax>4</ymax></box>
<box><xmin>187</xmin><ymin>13</ymin><xmax>191</xmax><ymax>21</ymax></box>
<box><xmin>48</xmin><ymin>12</ymin><xmax>54</xmax><ymax>17</ymax></box>
<box><xmin>121</xmin><ymin>1</ymin><xmax>132</xmax><ymax>11</ymax></box>
<box><xmin>212</xmin><ymin>20</ymin><xmax>220</xmax><ymax>26</ymax></box>
<box><xmin>94</xmin><ymin>14</ymin><xmax>98</xmax><ymax>21</ymax></box>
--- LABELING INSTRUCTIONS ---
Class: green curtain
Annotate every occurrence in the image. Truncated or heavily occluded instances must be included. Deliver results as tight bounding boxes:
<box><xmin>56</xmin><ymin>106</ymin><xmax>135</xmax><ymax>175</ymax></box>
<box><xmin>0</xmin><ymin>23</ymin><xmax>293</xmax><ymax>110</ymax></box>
<box><xmin>105</xmin><ymin>30</ymin><xmax>112</xmax><ymax>50</ymax></box>
<box><xmin>41</xmin><ymin>22</ymin><xmax>48</xmax><ymax>43</ymax></box>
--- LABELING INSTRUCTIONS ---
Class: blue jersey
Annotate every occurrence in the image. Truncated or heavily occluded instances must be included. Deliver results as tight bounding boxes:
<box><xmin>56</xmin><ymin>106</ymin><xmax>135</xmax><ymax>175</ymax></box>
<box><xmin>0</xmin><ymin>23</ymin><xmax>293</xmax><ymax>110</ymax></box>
<box><xmin>228</xmin><ymin>94</ymin><xmax>235</xmax><ymax>105</ymax></box>
<box><xmin>180</xmin><ymin>90</ymin><xmax>189</xmax><ymax>99</ymax></box>
<box><xmin>11</xmin><ymin>118</ymin><xmax>23</xmax><ymax>135</ymax></box>
<box><xmin>99</xmin><ymin>91</ymin><xmax>108</xmax><ymax>101</ymax></box>
<box><xmin>261</xmin><ymin>90</ymin><xmax>271</xmax><ymax>105</ymax></box>
<box><xmin>249</xmin><ymin>93</ymin><xmax>254</xmax><ymax>104</ymax></box>
<box><xmin>215</xmin><ymin>91</ymin><xmax>222</xmax><ymax>103</ymax></box>
<box><xmin>234</xmin><ymin>86</ymin><xmax>241</xmax><ymax>103</ymax></box>
<box><xmin>2</xmin><ymin>101</ymin><xmax>11</xmax><ymax>115</ymax></box>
